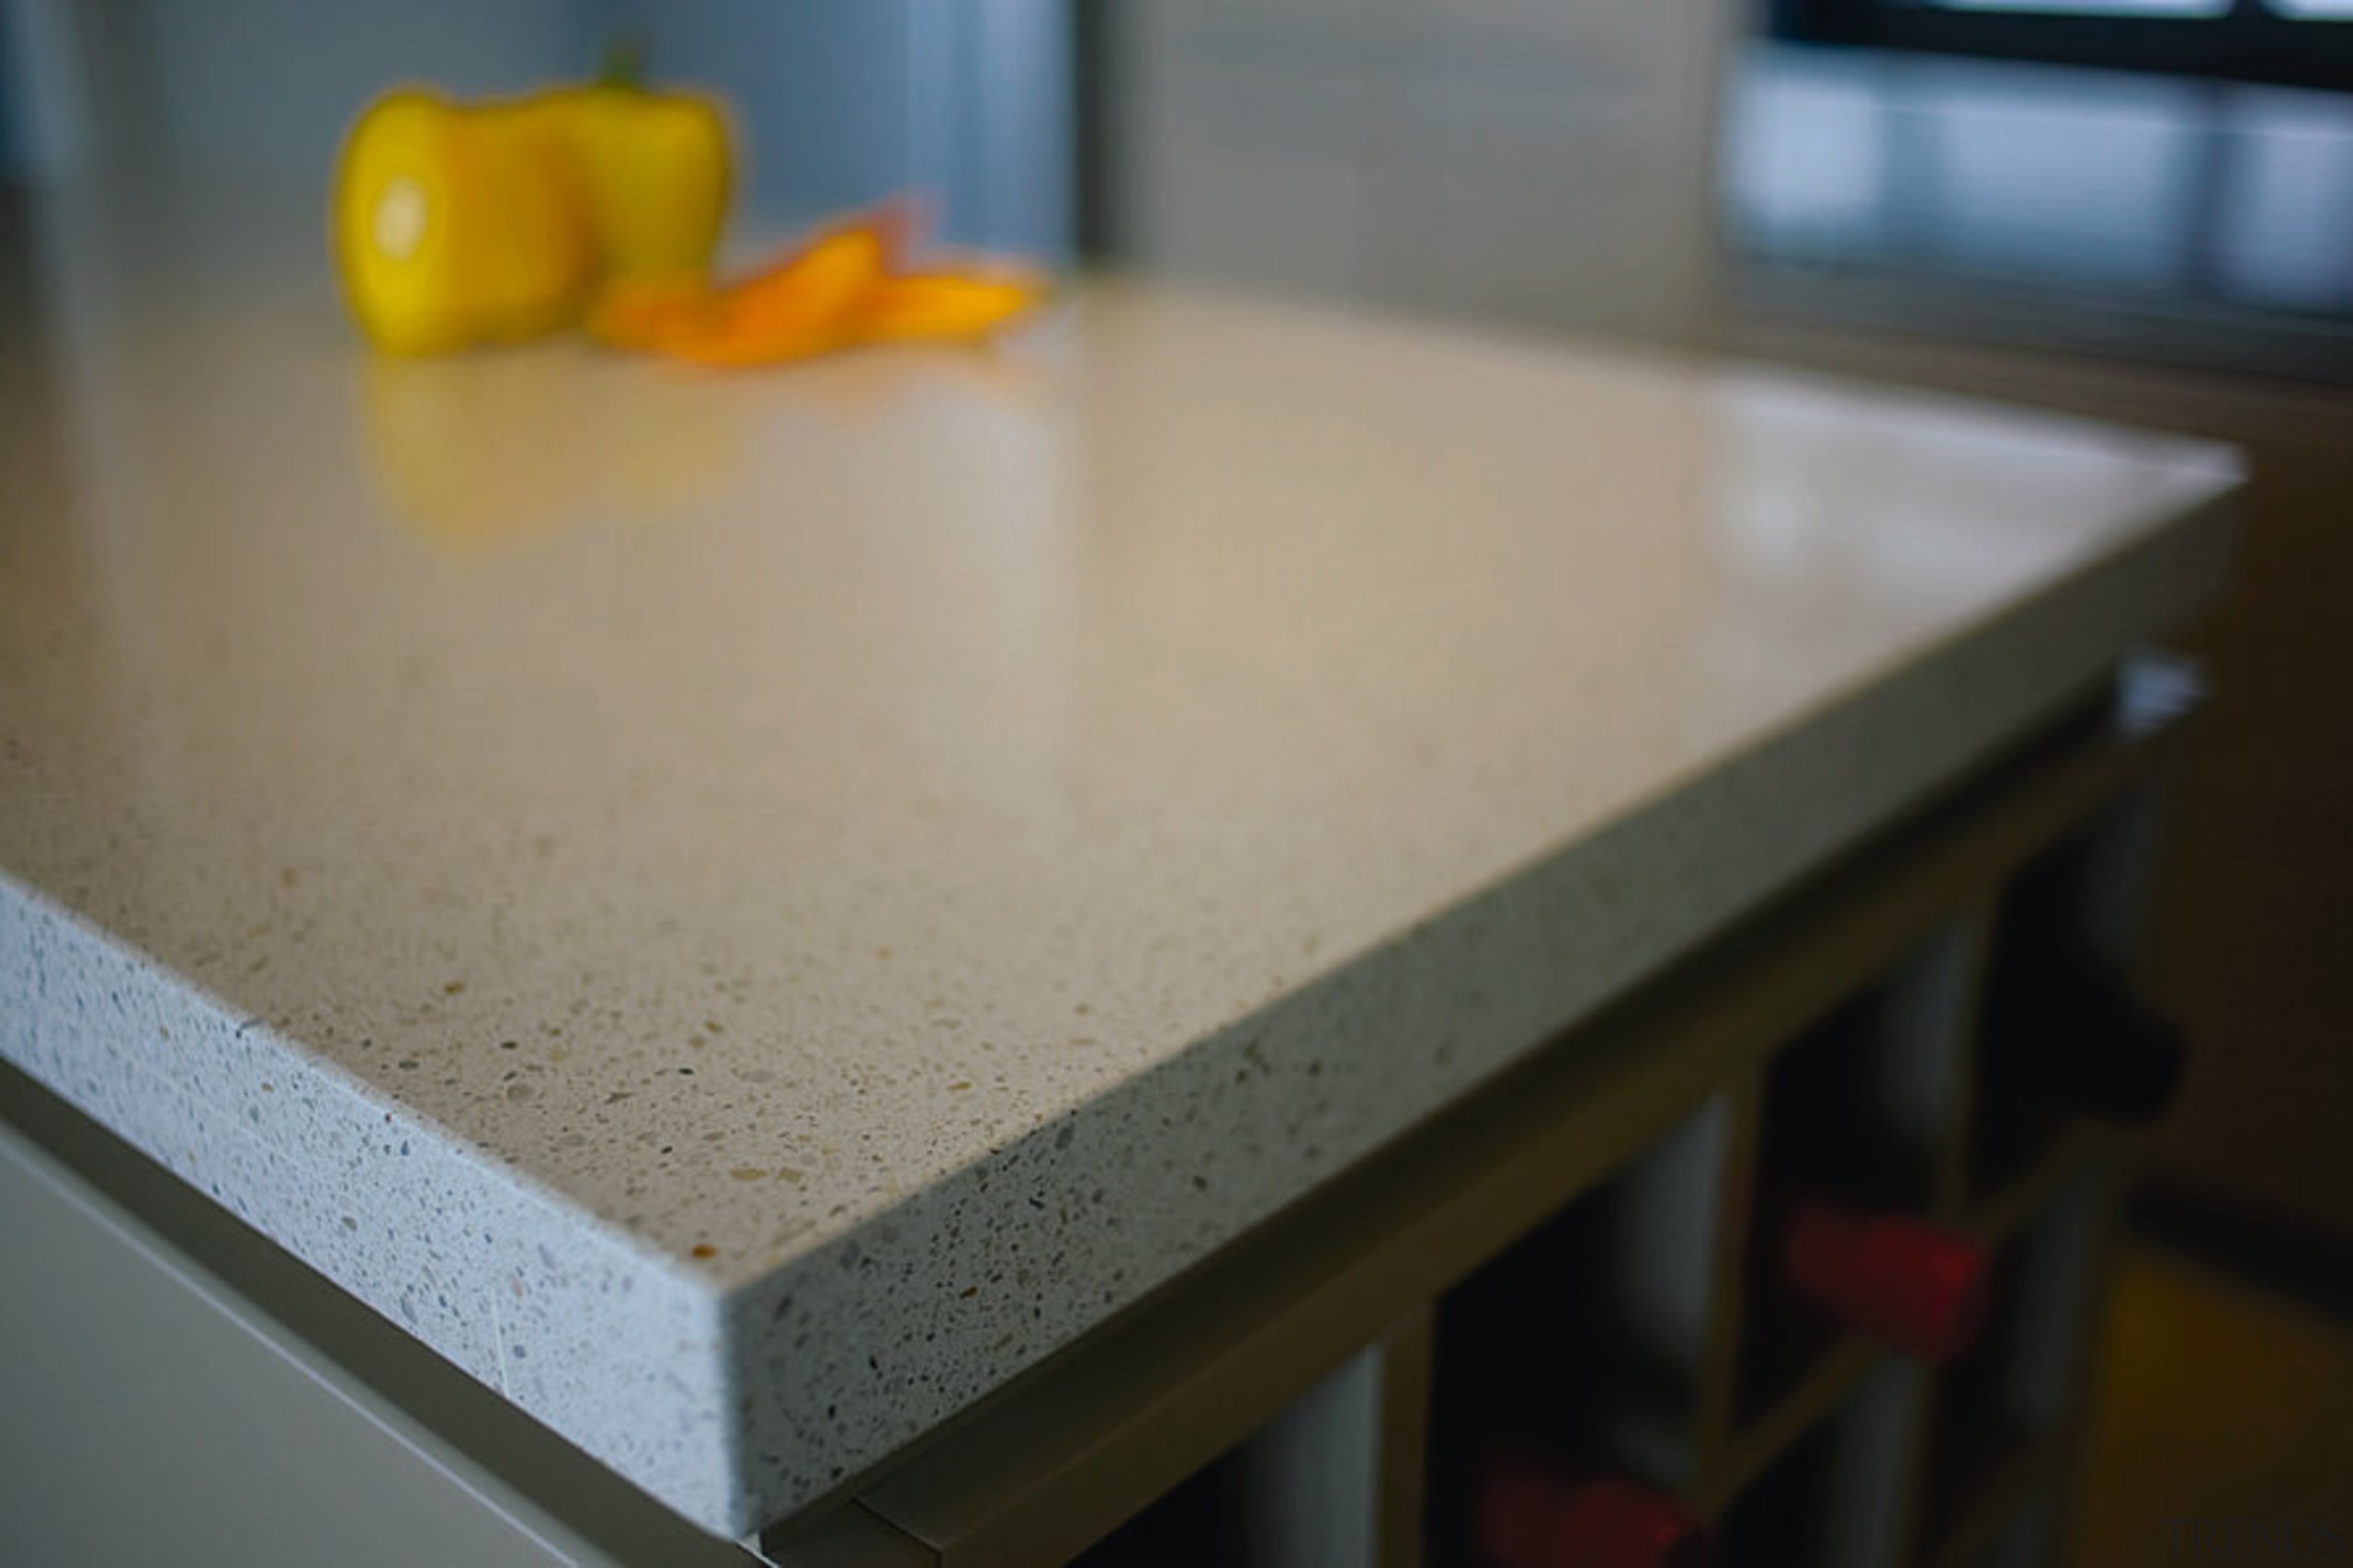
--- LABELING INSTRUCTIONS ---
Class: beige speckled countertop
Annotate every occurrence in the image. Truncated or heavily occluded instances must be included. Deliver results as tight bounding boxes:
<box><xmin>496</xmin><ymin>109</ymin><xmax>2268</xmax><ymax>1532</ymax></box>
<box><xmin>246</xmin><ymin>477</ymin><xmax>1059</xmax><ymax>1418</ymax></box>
<box><xmin>0</xmin><ymin>196</ymin><xmax>2239</xmax><ymax>1535</ymax></box>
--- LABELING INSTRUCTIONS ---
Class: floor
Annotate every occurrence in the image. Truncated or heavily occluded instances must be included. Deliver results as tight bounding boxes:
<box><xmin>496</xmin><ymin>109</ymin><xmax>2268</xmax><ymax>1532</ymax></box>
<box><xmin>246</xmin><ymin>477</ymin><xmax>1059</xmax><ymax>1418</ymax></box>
<box><xmin>2075</xmin><ymin>1240</ymin><xmax>2353</xmax><ymax>1562</ymax></box>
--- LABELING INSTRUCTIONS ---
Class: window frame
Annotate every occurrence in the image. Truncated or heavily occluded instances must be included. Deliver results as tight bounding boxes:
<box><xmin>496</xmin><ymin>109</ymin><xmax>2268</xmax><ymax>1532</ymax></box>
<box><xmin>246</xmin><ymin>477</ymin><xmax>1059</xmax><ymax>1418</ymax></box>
<box><xmin>1766</xmin><ymin>0</ymin><xmax>2353</xmax><ymax>92</ymax></box>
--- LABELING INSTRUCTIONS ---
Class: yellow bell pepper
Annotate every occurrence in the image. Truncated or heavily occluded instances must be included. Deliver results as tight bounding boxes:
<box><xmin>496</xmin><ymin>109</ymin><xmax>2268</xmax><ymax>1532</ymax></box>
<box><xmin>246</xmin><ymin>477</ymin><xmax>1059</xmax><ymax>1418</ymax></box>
<box><xmin>548</xmin><ymin>85</ymin><xmax>730</xmax><ymax>286</ymax></box>
<box><xmin>333</xmin><ymin>75</ymin><xmax>730</xmax><ymax>356</ymax></box>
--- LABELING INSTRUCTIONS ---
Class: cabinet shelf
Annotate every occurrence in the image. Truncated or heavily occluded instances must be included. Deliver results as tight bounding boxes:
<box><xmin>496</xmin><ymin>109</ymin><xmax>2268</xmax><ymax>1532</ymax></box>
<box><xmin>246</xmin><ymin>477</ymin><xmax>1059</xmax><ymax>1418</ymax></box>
<box><xmin>1715</xmin><ymin>1335</ymin><xmax>1883</xmax><ymax>1512</ymax></box>
<box><xmin>1961</xmin><ymin>1125</ymin><xmax>2104</xmax><ymax>1254</ymax></box>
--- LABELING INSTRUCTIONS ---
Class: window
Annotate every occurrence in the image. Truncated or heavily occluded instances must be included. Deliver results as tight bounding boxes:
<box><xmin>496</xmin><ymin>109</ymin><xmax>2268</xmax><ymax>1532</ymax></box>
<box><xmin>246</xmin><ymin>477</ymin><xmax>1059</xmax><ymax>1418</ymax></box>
<box><xmin>1768</xmin><ymin>0</ymin><xmax>2353</xmax><ymax>91</ymax></box>
<box><xmin>1933</xmin><ymin>3</ymin><xmax>2230</xmax><ymax>15</ymax></box>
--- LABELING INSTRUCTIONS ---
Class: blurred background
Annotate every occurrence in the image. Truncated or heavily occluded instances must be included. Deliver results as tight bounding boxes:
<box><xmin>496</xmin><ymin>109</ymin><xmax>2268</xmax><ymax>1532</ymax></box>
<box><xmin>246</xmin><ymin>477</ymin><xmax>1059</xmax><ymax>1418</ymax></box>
<box><xmin>6</xmin><ymin>0</ymin><xmax>2350</xmax><ymax>1557</ymax></box>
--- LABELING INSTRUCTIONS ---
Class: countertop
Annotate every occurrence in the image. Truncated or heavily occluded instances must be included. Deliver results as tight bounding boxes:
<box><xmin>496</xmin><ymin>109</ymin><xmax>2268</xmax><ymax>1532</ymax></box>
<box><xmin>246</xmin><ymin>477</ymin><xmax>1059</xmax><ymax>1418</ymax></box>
<box><xmin>0</xmin><ymin>197</ymin><xmax>2241</xmax><ymax>1536</ymax></box>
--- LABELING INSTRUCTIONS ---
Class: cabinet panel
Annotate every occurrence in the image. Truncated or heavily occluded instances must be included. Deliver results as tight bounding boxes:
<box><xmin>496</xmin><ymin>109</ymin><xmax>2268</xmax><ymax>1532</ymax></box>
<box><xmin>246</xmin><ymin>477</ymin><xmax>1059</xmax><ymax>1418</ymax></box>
<box><xmin>0</xmin><ymin>1116</ymin><xmax>758</xmax><ymax>1568</ymax></box>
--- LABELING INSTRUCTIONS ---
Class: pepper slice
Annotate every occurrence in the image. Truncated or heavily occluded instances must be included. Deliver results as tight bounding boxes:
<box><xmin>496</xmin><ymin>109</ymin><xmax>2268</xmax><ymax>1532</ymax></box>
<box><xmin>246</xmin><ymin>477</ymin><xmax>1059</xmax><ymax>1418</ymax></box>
<box><xmin>590</xmin><ymin>211</ymin><xmax>1044</xmax><ymax>369</ymax></box>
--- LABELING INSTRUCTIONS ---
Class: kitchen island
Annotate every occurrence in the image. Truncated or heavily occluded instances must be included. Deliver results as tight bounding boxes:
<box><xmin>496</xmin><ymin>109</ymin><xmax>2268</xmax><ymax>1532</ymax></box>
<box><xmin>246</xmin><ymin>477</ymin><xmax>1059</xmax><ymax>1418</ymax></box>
<box><xmin>1</xmin><ymin>206</ymin><xmax>2238</xmax><ymax>1565</ymax></box>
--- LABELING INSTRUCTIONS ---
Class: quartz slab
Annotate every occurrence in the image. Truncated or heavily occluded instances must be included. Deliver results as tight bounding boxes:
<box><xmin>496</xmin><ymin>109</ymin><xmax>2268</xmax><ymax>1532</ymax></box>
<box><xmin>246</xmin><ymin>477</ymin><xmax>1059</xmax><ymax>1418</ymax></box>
<box><xmin>0</xmin><ymin>214</ymin><xmax>2240</xmax><ymax>1534</ymax></box>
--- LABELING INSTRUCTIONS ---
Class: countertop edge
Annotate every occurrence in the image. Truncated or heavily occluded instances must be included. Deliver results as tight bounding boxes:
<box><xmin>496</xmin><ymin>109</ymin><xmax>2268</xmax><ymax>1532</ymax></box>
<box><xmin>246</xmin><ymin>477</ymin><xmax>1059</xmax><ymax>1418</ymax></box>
<box><xmin>701</xmin><ymin>467</ymin><xmax>2243</xmax><ymax>1531</ymax></box>
<box><xmin>0</xmin><ymin>879</ymin><xmax>743</xmax><ymax>1531</ymax></box>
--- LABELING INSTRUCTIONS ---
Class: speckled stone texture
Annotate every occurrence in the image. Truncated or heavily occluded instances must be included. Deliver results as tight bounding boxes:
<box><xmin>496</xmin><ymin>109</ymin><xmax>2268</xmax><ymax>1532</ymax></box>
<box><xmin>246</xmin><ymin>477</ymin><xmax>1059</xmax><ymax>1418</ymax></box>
<box><xmin>0</xmin><ymin>251</ymin><xmax>2239</xmax><ymax>1535</ymax></box>
<box><xmin>1</xmin><ymin>888</ymin><xmax>739</xmax><ymax>1525</ymax></box>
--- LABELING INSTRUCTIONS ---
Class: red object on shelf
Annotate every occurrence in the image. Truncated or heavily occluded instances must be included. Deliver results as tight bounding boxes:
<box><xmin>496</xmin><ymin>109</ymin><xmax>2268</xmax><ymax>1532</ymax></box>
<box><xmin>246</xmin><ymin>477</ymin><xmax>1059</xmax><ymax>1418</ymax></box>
<box><xmin>1473</xmin><ymin>1446</ymin><xmax>1712</xmax><ymax>1568</ymax></box>
<box><xmin>1778</xmin><ymin>1197</ymin><xmax>1989</xmax><ymax>1362</ymax></box>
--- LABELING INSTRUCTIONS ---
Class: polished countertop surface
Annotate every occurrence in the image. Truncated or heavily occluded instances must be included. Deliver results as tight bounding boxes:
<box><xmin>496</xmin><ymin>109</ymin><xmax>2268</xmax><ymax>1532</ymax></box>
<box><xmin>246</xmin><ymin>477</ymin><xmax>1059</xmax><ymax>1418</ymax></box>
<box><xmin>0</xmin><ymin>194</ymin><xmax>2240</xmax><ymax>1533</ymax></box>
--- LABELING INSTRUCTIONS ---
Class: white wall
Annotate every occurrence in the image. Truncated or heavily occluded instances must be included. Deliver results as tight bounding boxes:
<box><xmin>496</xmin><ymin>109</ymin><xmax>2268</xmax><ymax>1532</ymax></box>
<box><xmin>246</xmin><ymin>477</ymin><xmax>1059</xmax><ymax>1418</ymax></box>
<box><xmin>1107</xmin><ymin>0</ymin><xmax>1737</xmax><ymax>347</ymax></box>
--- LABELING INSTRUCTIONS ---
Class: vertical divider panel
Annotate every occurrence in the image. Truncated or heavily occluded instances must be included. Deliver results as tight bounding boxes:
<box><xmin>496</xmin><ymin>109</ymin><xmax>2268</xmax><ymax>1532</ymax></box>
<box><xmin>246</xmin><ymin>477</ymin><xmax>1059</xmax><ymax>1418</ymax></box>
<box><xmin>1707</xmin><ymin>908</ymin><xmax>1985</xmax><ymax>1509</ymax></box>
<box><xmin>2029</xmin><ymin>1160</ymin><xmax>2131</xmax><ymax>1568</ymax></box>
<box><xmin>1227</xmin><ymin>1345</ymin><xmax>1380</xmax><ymax>1568</ymax></box>
<box><xmin>1604</xmin><ymin>1087</ymin><xmax>1753</xmax><ymax>1493</ymax></box>
<box><xmin>1226</xmin><ymin>1306</ymin><xmax>1434</xmax><ymax>1568</ymax></box>
<box><xmin>1373</xmin><ymin>1307</ymin><xmax>1434</xmax><ymax>1568</ymax></box>
<box><xmin>1999</xmin><ymin>1164</ymin><xmax>2118</xmax><ymax>1433</ymax></box>
<box><xmin>1816</xmin><ymin>1360</ymin><xmax>1934</xmax><ymax>1568</ymax></box>
<box><xmin>1872</xmin><ymin>907</ymin><xmax>1996</xmax><ymax>1222</ymax></box>
<box><xmin>2065</xmin><ymin>773</ymin><xmax>2173</xmax><ymax>983</ymax></box>
<box><xmin>1916</xmin><ymin>1153</ymin><xmax>2129</xmax><ymax>1568</ymax></box>
<box><xmin>1692</xmin><ymin>1071</ymin><xmax>1764</xmax><ymax>1509</ymax></box>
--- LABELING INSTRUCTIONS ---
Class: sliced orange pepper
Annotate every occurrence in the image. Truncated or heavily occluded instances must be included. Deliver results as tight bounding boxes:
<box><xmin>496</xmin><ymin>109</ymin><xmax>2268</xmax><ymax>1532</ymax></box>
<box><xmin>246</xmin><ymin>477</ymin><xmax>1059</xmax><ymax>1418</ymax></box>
<box><xmin>587</xmin><ymin>206</ymin><xmax>1044</xmax><ymax>369</ymax></box>
<box><xmin>855</xmin><ymin>270</ymin><xmax>1043</xmax><ymax>344</ymax></box>
<box><xmin>688</xmin><ymin>219</ymin><xmax>888</xmax><ymax>363</ymax></box>
<box><xmin>584</xmin><ymin>273</ymin><xmax>719</xmax><ymax>350</ymax></box>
